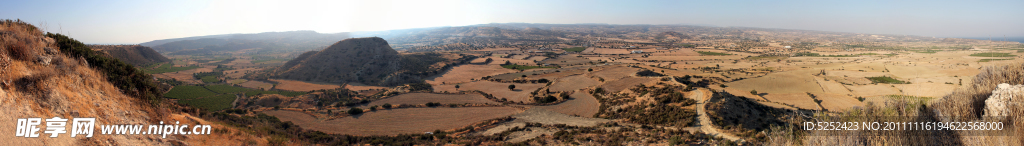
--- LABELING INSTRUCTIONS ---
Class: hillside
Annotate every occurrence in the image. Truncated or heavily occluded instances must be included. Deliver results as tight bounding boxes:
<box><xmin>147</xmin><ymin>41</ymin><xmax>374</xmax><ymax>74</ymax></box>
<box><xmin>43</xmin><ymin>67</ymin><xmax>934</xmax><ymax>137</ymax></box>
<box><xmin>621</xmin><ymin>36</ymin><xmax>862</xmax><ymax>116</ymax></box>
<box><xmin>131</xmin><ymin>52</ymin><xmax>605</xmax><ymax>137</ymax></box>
<box><xmin>87</xmin><ymin>45</ymin><xmax>169</xmax><ymax>66</ymax></box>
<box><xmin>273</xmin><ymin>37</ymin><xmax>473</xmax><ymax>86</ymax></box>
<box><xmin>0</xmin><ymin>20</ymin><xmax>265</xmax><ymax>145</ymax></box>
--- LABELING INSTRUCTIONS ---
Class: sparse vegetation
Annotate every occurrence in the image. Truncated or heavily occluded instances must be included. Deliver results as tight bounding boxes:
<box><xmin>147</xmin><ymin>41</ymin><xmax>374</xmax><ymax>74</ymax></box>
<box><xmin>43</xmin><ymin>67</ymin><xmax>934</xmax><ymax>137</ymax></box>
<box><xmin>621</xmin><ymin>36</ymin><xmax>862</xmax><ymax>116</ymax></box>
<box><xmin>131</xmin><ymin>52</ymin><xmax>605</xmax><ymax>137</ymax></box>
<box><xmin>697</xmin><ymin>51</ymin><xmax>731</xmax><ymax>56</ymax></box>
<box><xmin>969</xmin><ymin>52</ymin><xmax>1016</xmax><ymax>57</ymax></box>
<box><xmin>501</xmin><ymin>64</ymin><xmax>554</xmax><ymax>71</ymax></box>
<box><xmin>866</xmin><ymin>76</ymin><xmax>909</xmax><ymax>84</ymax></box>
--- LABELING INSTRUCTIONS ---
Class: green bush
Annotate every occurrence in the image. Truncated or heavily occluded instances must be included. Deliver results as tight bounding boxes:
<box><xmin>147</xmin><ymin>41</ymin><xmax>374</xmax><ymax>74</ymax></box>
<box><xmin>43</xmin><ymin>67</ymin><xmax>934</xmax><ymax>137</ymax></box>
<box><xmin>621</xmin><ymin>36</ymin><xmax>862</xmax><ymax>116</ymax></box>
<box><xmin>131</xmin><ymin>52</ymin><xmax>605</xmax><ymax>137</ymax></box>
<box><xmin>348</xmin><ymin>108</ymin><xmax>364</xmax><ymax>115</ymax></box>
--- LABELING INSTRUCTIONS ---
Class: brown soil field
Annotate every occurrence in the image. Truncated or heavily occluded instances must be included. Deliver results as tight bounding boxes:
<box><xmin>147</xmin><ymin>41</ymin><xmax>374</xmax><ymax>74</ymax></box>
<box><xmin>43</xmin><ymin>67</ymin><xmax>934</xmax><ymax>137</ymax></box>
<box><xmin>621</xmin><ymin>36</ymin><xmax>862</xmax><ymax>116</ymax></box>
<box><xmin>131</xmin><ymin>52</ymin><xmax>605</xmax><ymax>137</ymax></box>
<box><xmin>814</xmin><ymin>77</ymin><xmax>854</xmax><ymax>95</ymax></box>
<box><xmin>845</xmin><ymin>84</ymin><xmax>902</xmax><ymax>98</ymax></box>
<box><xmin>344</xmin><ymin>83</ymin><xmax>388</xmax><ymax>91</ymax></box>
<box><xmin>814</xmin><ymin>93</ymin><xmax>865</xmax><ymax>111</ymax></box>
<box><xmin>239</xmin><ymin>80</ymin><xmax>273</xmax><ymax>90</ymax></box>
<box><xmin>486</xmin><ymin>57</ymin><xmax>538</xmax><ymax>66</ymax></box>
<box><xmin>592</xmin><ymin>48</ymin><xmax>631</xmax><ymax>54</ymax></box>
<box><xmin>433</xmin><ymin>81</ymin><xmax>547</xmax><ymax>103</ymax></box>
<box><xmin>491</xmin><ymin>67</ymin><xmax>586</xmax><ymax>81</ymax></box>
<box><xmin>592</xmin><ymin>66</ymin><xmax>640</xmax><ymax>80</ymax></box>
<box><xmin>531</xmin><ymin>92</ymin><xmax>602</xmax><ymax>117</ymax></box>
<box><xmin>726</xmin><ymin>70</ymin><xmax>822</xmax><ymax>94</ymax></box>
<box><xmin>761</xmin><ymin>93</ymin><xmax>820</xmax><ymax>110</ymax></box>
<box><xmin>270</xmin><ymin>79</ymin><xmax>341</xmax><ymax>92</ymax></box>
<box><xmin>722</xmin><ymin>87</ymin><xmax>767</xmax><ymax>101</ymax></box>
<box><xmin>474</xmin><ymin>47</ymin><xmax>520</xmax><ymax>51</ymax></box>
<box><xmin>425</xmin><ymin>64</ymin><xmax>517</xmax><ymax>85</ymax></box>
<box><xmin>509</xmin><ymin>108</ymin><xmax>610</xmax><ymax>127</ymax></box>
<box><xmin>548</xmin><ymin>75</ymin><xmax>600</xmax><ymax>92</ymax></box>
<box><xmin>599</xmin><ymin>77</ymin><xmax>656</xmax><ymax>93</ymax></box>
<box><xmin>358</xmin><ymin>93</ymin><xmax>498</xmax><ymax>108</ymax></box>
<box><xmin>263</xmin><ymin>107</ymin><xmax>521</xmax><ymax>136</ymax></box>
<box><xmin>152</xmin><ymin>66</ymin><xmax>215</xmax><ymax>84</ymax></box>
<box><xmin>539</xmin><ymin>56</ymin><xmax>594</xmax><ymax>66</ymax></box>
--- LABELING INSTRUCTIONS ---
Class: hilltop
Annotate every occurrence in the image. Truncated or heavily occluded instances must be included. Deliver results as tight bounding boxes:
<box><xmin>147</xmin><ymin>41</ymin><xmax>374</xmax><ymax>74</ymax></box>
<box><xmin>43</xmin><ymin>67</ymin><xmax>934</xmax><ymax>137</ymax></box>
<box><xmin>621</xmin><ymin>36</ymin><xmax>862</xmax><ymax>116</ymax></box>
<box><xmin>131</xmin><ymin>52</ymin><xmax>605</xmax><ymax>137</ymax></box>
<box><xmin>272</xmin><ymin>37</ymin><xmax>474</xmax><ymax>86</ymax></box>
<box><xmin>87</xmin><ymin>45</ymin><xmax>169</xmax><ymax>66</ymax></box>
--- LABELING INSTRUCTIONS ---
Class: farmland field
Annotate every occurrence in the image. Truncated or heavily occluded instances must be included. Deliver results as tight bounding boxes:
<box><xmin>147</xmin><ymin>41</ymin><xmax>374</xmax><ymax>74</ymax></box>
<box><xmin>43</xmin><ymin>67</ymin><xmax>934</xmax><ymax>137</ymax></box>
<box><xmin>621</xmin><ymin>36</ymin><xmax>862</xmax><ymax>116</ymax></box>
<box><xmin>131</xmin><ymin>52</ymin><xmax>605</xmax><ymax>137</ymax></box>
<box><xmin>532</xmin><ymin>92</ymin><xmax>601</xmax><ymax>117</ymax></box>
<box><xmin>177</xmin><ymin>94</ymin><xmax>236</xmax><ymax>111</ymax></box>
<box><xmin>548</xmin><ymin>75</ymin><xmax>600</xmax><ymax>92</ymax></box>
<box><xmin>433</xmin><ymin>81</ymin><xmax>547</xmax><ymax>103</ymax></box>
<box><xmin>697</xmin><ymin>51</ymin><xmax>732</xmax><ymax>56</ymax></box>
<box><xmin>562</xmin><ymin>47</ymin><xmax>586</xmax><ymax>52</ymax></box>
<box><xmin>270</xmin><ymin>79</ymin><xmax>341</xmax><ymax>92</ymax></box>
<box><xmin>165</xmin><ymin>86</ymin><xmax>218</xmax><ymax>99</ymax></box>
<box><xmin>263</xmin><ymin>107</ymin><xmax>521</xmax><ymax>136</ymax></box>
<box><xmin>424</xmin><ymin>64</ymin><xmax>517</xmax><ymax>85</ymax></box>
<box><xmin>145</xmin><ymin>63</ymin><xmax>201</xmax><ymax>74</ymax></box>
<box><xmin>599</xmin><ymin>77</ymin><xmax>656</xmax><ymax>93</ymax></box>
<box><xmin>359</xmin><ymin>93</ymin><xmax>498</xmax><ymax>108</ymax></box>
<box><xmin>969</xmin><ymin>52</ymin><xmax>1016</xmax><ymax>57</ymax></box>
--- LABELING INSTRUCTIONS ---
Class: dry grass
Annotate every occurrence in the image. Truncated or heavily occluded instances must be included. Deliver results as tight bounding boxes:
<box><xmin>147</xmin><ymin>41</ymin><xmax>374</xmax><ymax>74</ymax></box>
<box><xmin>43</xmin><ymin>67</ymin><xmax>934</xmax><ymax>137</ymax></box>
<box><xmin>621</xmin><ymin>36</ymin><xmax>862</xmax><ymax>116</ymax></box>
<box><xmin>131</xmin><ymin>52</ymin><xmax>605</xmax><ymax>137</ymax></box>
<box><xmin>548</xmin><ymin>75</ymin><xmax>600</xmax><ymax>92</ymax></box>
<box><xmin>263</xmin><ymin>107</ymin><xmax>521</xmax><ymax>136</ymax></box>
<box><xmin>269</xmin><ymin>79</ymin><xmax>341</xmax><ymax>92</ymax></box>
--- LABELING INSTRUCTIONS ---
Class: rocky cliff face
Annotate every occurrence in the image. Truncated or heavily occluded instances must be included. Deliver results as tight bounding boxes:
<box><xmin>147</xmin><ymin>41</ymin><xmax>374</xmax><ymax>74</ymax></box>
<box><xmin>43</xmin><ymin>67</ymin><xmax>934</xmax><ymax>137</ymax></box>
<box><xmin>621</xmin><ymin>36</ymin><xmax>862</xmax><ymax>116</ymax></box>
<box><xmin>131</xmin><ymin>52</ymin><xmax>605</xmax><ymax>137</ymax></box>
<box><xmin>274</xmin><ymin>37</ymin><xmax>408</xmax><ymax>85</ymax></box>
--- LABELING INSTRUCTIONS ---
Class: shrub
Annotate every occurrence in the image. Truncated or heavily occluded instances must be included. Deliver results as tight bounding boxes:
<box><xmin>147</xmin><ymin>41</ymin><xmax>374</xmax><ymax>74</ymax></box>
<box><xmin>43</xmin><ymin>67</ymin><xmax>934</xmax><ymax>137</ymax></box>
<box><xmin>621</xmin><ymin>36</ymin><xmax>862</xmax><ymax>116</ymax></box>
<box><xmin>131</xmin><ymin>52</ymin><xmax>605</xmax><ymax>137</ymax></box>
<box><xmin>382</xmin><ymin>103</ymin><xmax>392</xmax><ymax>109</ymax></box>
<box><xmin>537</xmin><ymin>78</ymin><xmax>550</xmax><ymax>83</ymax></box>
<box><xmin>347</xmin><ymin>108</ymin><xmax>364</xmax><ymax>115</ymax></box>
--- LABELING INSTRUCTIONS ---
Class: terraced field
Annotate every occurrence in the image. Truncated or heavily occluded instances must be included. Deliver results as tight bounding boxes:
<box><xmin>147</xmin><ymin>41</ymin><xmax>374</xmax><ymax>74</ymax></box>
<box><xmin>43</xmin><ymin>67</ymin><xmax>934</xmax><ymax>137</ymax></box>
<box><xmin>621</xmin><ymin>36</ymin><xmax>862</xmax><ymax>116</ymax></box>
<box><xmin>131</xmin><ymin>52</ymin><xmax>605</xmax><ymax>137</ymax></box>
<box><xmin>263</xmin><ymin>107</ymin><xmax>522</xmax><ymax>136</ymax></box>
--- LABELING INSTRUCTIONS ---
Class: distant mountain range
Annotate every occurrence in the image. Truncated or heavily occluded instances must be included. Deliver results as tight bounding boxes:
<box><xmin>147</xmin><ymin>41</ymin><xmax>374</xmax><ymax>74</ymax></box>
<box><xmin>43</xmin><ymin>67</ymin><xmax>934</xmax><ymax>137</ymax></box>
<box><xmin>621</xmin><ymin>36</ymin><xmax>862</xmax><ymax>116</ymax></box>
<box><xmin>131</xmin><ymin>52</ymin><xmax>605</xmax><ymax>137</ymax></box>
<box><xmin>141</xmin><ymin>23</ymin><xmax>1008</xmax><ymax>54</ymax></box>
<box><xmin>140</xmin><ymin>30</ymin><xmax>350</xmax><ymax>54</ymax></box>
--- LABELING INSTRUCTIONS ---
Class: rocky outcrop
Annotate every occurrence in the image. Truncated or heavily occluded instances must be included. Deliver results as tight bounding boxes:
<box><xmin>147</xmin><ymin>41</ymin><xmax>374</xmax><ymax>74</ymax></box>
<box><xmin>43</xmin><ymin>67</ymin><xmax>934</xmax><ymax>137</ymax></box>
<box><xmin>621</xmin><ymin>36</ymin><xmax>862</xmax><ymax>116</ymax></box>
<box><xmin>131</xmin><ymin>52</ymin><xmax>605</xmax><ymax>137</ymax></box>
<box><xmin>984</xmin><ymin>83</ymin><xmax>1022</xmax><ymax>117</ymax></box>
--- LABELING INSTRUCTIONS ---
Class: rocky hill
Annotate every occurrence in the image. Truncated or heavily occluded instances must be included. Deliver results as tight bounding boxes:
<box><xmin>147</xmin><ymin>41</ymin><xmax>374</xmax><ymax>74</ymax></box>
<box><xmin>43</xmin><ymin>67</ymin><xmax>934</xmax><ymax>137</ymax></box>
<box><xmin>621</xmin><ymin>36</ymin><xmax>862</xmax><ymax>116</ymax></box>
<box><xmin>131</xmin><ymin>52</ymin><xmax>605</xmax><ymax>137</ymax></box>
<box><xmin>273</xmin><ymin>37</ymin><xmax>474</xmax><ymax>86</ymax></box>
<box><xmin>87</xmin><ymin>45</ymin><xmax>169</xmax><ymax>66</ymax></box>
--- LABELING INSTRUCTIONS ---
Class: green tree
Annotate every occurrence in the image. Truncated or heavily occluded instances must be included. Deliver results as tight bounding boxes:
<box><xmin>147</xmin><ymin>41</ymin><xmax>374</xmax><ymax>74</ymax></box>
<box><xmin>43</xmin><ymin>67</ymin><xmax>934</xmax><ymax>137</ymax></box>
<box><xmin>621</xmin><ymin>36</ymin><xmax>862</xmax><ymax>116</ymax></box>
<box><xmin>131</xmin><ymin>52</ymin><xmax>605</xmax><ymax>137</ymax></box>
<box><xmin>508</xmin><ymin>84</ymin><xmax>516</xmax><ymax>91</ymax></box>
<box><xmin>454</xmin><ymin>85</ymin><xmax>460</xmax><ymax>90</ymax></box>
<box><xmin>382</xmin><ymin>103</ymin><xmax>392</xmax><ymax>109</ymax></box>
<box><xmin>750</xmin><ymin>90</ymin><xmax>758</xmax><ymax>95</ymax></box>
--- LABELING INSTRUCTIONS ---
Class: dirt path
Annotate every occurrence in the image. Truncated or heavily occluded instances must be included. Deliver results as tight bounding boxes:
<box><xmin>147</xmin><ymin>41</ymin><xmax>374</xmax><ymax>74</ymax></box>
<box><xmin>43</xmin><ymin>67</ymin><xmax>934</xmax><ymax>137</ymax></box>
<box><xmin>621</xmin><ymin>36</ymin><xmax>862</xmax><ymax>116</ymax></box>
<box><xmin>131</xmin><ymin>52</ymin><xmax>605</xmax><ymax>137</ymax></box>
<box><xmin>693</xmin><ymin>88</ymin><xmax>744</xmax><ymax>142</ymax></box>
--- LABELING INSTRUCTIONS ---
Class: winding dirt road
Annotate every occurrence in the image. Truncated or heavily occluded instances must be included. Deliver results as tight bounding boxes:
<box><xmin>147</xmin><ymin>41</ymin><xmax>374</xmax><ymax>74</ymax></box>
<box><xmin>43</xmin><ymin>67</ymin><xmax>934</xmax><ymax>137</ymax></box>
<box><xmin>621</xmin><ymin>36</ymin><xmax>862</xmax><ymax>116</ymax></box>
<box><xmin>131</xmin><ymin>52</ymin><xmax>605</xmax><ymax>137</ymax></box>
<box><xmin>692</xmin><ymin>88</ymin><xmax>743</xmax><ymax>141</ymax></box>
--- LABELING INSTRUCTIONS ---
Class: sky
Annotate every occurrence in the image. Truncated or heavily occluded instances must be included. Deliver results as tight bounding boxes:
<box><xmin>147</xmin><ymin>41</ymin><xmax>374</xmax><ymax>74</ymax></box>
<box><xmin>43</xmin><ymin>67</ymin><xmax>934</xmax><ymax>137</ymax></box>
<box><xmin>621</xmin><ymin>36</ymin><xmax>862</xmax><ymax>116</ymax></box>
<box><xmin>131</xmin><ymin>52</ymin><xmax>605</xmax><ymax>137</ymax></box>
<box><xmin>2</xmin><ymin>0</ymin><xmax>1022</xmax><ymax>44</ymax></box>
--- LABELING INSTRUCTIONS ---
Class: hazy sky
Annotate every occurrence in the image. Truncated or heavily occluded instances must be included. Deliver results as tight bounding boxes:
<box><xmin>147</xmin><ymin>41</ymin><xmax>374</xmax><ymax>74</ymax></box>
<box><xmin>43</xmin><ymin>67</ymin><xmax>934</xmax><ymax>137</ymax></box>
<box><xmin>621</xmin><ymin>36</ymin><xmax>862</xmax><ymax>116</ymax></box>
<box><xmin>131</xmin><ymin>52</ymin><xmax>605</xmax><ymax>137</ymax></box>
<box><xmin>2</xmin><ymin>0</ymin><xmax>1022</xmax><ymax>44</ymax></box>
